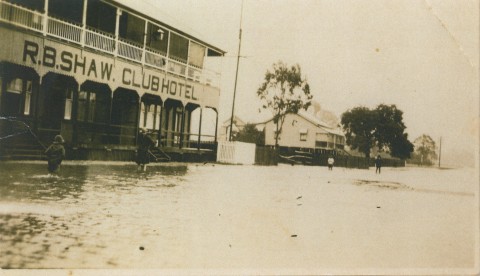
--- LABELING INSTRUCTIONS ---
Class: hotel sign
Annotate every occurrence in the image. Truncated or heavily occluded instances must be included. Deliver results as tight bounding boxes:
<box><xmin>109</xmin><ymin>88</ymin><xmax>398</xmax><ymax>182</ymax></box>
<box><xmin>0</xmin><ymin>28</ymin><xmax>219</xmax><ymax>108</ymax></box>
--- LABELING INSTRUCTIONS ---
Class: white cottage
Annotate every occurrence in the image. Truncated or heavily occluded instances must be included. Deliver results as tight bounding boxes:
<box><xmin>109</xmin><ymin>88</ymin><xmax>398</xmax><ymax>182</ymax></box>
<box><xmin>263</xmin><ymin>111</ymin><xmax>345</xmax><ymax>152</ymax></box>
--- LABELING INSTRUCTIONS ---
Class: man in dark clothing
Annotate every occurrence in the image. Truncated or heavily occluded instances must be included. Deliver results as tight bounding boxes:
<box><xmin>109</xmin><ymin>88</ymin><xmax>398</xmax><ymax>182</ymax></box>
<box><xmin>136</xmin><ymin>128</ymin><xmax>156</xmax><ymax>171</ymax></box>
<box><xmin>45</xmin><ymin>135</ymin><xmax>65</xmax><ymax>173</ymax></box>
<box><xmin>375</xmin><ymin>155</ymin><xmax>382</xmax><ymax>174</ymax></box>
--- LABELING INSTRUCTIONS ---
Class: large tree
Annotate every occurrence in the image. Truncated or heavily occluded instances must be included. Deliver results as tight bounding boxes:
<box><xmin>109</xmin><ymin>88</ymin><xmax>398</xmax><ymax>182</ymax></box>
<box><xmin>340</xmin><ymin>107</ymin><xmax>378</xmax><ymax>157</ymax></box>
<box><xmin>375</xmin><ymin>104</ymin><xmax>413</xmax><ymax>159</ymax></box>
<box><xmin>341</xmin><ymin>104</ymin><xmax>414</xmax><ymax>159</ymax></box>
<box><xmin>234</xmin><ymin>124</ymin><xmax>265</xmax><ymax>146</ymax></box>
<box><xmin>257</xmin><ymin>61</ymin><xmax>312</xmax><ymax>147</ymax></box>
<box><xmin>411</xmin><ymin>134</ymin><xmax>437</xmax><ymax>166</ymax></box>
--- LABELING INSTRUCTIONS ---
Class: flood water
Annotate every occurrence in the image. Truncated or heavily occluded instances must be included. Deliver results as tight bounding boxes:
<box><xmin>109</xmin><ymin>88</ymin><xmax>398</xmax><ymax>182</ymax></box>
<box><xmin>0</xmin><ymin>161</ymin><xmax>477</xmax><ymax>273</ymax></box>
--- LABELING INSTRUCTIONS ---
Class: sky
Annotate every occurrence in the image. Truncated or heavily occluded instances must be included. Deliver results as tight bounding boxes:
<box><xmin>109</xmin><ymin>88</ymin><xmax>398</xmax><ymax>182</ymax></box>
<box><xmin>134</xmin><ymin>0</ymin><xmax>479</xmax><ymax>167</ymax></box>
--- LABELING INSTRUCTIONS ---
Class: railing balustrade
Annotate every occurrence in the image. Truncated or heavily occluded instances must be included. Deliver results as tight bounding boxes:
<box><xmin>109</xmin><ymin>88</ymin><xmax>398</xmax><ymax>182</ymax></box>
<box><xmin>187</xmin><ymin>66</ymin><xmax>202</xmax><ymax>82</ymax></box>
<box><xmin>145</xmin><ymin>48</ymin><xmax>167</xmax><ymax>70</ymax></box>
<box><xmin>117</xmin><ymin>38</ymin><xmax>143</xmax><ymax>62</ymax></box>
<box><xmin>85</xmin><ymin>27</ymin><xmax>115</xmax><ymax>52</ymax></box>
<box><xmin>168</xmin><ymin>58</ymin><xmax>187</xmax><ymax>76</ymax></box>
<box><xmin>47</xmin><ymin>17</ymin><xmax>82</xmax><ymax>43</ymax></box>
<box><xmin>0</xmin><ymin>0</ymin><xmax>221</xmax><ymax>87</ymax></box>
<box><xmin>0</xmin><ymin>1</ymin><xmax>43</xmax><ymax>31</ymax></box>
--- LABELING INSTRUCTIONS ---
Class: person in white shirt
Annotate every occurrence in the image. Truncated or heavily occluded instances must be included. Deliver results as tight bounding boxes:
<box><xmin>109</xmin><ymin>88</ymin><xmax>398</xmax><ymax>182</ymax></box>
<box><xmin>327</xmin><ymin>156</ymin><xmax>334</xmax><ymax>170</ymax></box>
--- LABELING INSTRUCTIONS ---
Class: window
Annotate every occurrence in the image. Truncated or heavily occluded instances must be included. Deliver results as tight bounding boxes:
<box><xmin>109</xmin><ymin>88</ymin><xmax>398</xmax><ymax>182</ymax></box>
<box><xmin>299</xmin><ymin>128</ymin><xmax>308</xmax><ymax>141</ymax></box>
<box><xmin>23</xmin><ymin>81</ymin><xmax>32</xmax><ymax>115</ymax></box>
<box><xmin>188</xmin><ymin>41</ymin><xmax>205</xmax><ymax>68</ymax></box>
<box><xmin>6</xmin><ymin>0</ymin><xmax>44</xmax><ymax>12</ymax></box>
<box><xmin>316</xmin><ymin>141</ymin><xmax>327</xmax><ymax>148</ymax></box>
<box><xmin>49</xmin><ymin>0</ymin><xmax>83</xmax><ymax>23</ymax></box>
<box><xmin>175</xmin><ymin>108</ymin><xmax>183</xmax><ymax>132</ymax></box>
<box><xmin>77</xmin><ymin>91</ymin><xmax>87</xmax><ymax>121</ymax></box>
<box><xmin>6</xmin><ymin>78</ymin><xmax>33</xmax><ymax>115</ymax></box>
<box><xmin>86</xmin><ymin>0</ymin><xmax>116</xmax><ymax>34</ymax></box>
<box><xmin>146</xmin><ymin>22</ymin><xmax>168</xmax><ymax>54</ymax></box>
<box><xmin>88</xmin><ymin>93</ymin><xmax>96</xmax><ymax>122</ymax></box>
<box><xmin>64</xmin><ymin>89</ymin><xmax>73</xmax><ymax>120</ymax></box>
<box><xmin>95</xmin><ymin>92</ymin><xmax>110</xmax><ymax>124</ymax></box>
<box><xmin>77</xmin><ymin>91</ymin><xmax>98</xmax><ymax>122</ymax></box>
<box><xmin>174</xmin><ymin>107</ymin><xmax>183</xmax><ymax>145</ymax></box>
<box><xmin>119</xmin><ymin>12</ymin><xmax>145</xmax><ymax>45</ymax></box>
<box><xmin>139</xmin><ymin>102</ymin><xmax>146</xmax><ymax>128</ymax></box>
<box><xmin>139</xmin><ymin>102</ymin><xmax>161</xmax><ymax>130</ymax></box>
<box><xmin>146</xmin><ymin>104</ymin><xmax>155</xmax><ymax>129</ymax></box>
<box><xmin>7</xmin><ymin>78</ymin><xmax>23</xmax><ymax>94</ymax></box>
<box><xmin>169</xmin><ymin>33</ymin><xmax>189</xmax><ymax>62</ymax></box>
<box><xmin>155</xmin><ymin>106</ymin><xmax>161</xmax><ymax>130</ymax></box>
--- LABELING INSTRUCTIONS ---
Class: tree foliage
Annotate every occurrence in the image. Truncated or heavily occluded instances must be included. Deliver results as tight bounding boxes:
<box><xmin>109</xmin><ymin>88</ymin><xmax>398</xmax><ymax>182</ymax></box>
<box><xmin>341</xmin><ymin>104</ymin><xmax>414</xmax><ymax>159</ymax></box>
<box><xmin>234</xmin><ymin>124</ymin><xmax>265</xmax><ymax>146</ymax></box>
<box><xmin>257</xmin><ymin>61</ymin><xmax>312</xmax><ymax>147</ymax></box>
<box><xmin>410</xmin><ymin>134</ymin><xmax>437</xmax><ymax>166</ymax></box>
<box><xmin>341</xmin><ymin>107</ymin><xmax>377</xmax><ymax>157</ymax></box>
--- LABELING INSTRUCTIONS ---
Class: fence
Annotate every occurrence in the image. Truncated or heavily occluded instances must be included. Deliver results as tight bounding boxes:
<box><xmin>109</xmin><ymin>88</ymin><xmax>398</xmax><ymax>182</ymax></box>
<box><xmin>312</xmin><ymin>154</ymin><xmax>404</xmax><ymax>169</ymax></box>
<box><xmin>216</xmin><ymin>141</ymin><xmax>256</xmax><ymax>165</ymax></box>
<box><xmin>255</xmin><ymin>146</ymin><xmax>278</xmax><ymax>166</ymax></box>
<box><xmin>275</xmin><ymin>147</ymin><xmax>405</xmax><ymax>169</ymax></box>
<box><xmin>312</xmin><ymin>154</ymin><xmax>369</xmax><ymax>169</ymax></box>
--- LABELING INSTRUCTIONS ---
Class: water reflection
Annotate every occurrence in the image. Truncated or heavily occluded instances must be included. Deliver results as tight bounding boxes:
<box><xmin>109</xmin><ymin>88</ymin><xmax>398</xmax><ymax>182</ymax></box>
<box><xmin>0</xmin><ymin>163</ymin><xmax>87</xmax><ymax>202</ymax></box>
<box><xmin>0</xmin><ymin>214</ymin><xmax>55</xmax><ymax>268</ymax></box>
<box><xmin>0</xmin><ymin>163</ymin><xmax>188</xmax><ymax>202</ymax></box>
<box><xmin>0</xmin><ymin>161</ymin><xmax>188</xmax><ymax>268</ymax></box>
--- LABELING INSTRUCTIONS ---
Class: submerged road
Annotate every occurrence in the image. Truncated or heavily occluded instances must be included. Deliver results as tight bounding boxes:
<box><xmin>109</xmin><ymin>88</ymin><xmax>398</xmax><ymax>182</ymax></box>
<box><xmin>0</xmin><ymin>161</ymin><xmax>477</xmax><ymax>274</ymax></box>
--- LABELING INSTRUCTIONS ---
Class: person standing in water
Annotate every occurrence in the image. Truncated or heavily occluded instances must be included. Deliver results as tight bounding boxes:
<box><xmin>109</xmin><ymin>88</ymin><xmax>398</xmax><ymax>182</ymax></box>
<box><xmin>375</xmin><ymin>154</ymin><xmax>382</xmax><ymax>174</ymax></box>
<box><xmin>45</xmin><ymin>135</ymin><xmax>65</xmax><ymax>173</ymax></box>
<box><xmin>136</xmin><ymin>128</ymin><xmax>156</xmax><ymax>171</ymax></box>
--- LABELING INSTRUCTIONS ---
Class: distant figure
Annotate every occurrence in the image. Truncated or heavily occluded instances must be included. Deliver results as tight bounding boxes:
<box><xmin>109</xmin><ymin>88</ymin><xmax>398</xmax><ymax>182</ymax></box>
<box><xmin>45</xmin><ymin>135</ymin><xmax>65</xmax><ymax>173</ymax></box>
<box><xmin>327</xmin><ymin>156</ymin><xmax>334</xmax><ymax>170</ymax></box>
<box><xmin>375</xmin><ymin>155</ymin><xmax>382</xmax><ymax>174</ymax></box>
<box><xmin>136</xmin><ymin>128</ymin><xmax>156</xmax><ymax>171</ymax></box>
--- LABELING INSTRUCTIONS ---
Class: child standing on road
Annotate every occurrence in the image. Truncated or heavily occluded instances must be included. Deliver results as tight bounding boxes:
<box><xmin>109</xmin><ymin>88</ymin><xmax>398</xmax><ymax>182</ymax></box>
<box><xmin>327</xmin><ymin>156</ymin><xmax>334</xmax><ymax>170</ymax></box>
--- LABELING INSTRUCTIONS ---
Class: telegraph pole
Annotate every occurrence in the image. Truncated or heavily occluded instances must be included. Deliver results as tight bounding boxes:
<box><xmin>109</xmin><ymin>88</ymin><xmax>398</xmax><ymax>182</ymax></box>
<box><xmin>438</xmin><ymin>136</ymin><xmax>442</xmax><ymax>168</ymax></box>
<box><xmin>229</xmin><ymin>0</ymin><xmax>244</xmax><ymax>141</ymax></box>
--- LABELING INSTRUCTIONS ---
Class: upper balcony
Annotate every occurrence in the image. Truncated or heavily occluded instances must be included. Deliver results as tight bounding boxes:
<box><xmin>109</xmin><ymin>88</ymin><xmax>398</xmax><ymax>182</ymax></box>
<box><xmin>0</xmin><ymin>0</ymin><xmax>224</xmax><ymax>88</ymax></box>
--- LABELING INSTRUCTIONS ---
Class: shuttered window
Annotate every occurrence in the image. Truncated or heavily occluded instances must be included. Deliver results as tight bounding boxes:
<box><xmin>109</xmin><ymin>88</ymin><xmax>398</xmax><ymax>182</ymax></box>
<box><xmin>188</xmin><ymin>41</ymin><xmax>205</xmax><ymax>68</ymax></box>
<box><xmin>169</xmin><ymin>33</ymin><xmax>188</xmax><ymax>62</ymax></box>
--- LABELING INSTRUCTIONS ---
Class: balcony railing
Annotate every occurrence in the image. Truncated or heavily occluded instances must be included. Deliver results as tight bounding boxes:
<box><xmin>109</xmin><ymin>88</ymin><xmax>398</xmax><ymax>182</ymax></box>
<box><xmin>145</xmin><ymin>47</ymin><xmax>167</xmax><ymax>70</ymax></box>
<box><xmin>118</xmin><ymin>38</ymin><xmax>143</xmax><ymax>62</ymax></box>
<box><xmin>85</xmin><ymin>27</ymin><xmax>115</xmax><ymax>52</ymax></box>
<box><xmin>47</xmin><ymin>17</ymin><xmax>82</xmax><ymax>43</ymax></box>
<box><xmin>0</xmin><ymin>0</ymin><xmax>221</xmax><ymax>88</ymax></box>
<box><xmin>168</xmin><ymin>57</ymin><xmax>187</xmax><ymax>76</ymax></box>
<box><xmin>0</xmin><ymin>1</ymin><xmax>43</xmax><ymax>31</ymax></box>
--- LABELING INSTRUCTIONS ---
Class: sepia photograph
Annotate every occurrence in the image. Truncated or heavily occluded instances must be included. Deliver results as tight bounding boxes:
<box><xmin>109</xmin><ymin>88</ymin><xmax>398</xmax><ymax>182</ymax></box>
<box><xmin>0</xmin><ymin>0</ymin><xmax>478</xmax><ymax>275</ymax></box>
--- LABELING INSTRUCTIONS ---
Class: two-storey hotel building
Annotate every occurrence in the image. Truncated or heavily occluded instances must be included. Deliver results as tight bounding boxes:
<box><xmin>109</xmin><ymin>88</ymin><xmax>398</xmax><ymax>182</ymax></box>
<box><xmin>0</xmin><ymin>0</ymin><xmax>225</xmax><ymax>161</ymax></box>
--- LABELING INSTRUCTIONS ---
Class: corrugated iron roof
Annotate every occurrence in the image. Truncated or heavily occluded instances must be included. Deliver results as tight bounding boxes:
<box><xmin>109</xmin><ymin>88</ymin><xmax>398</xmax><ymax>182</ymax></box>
<box><xmin>256</xmin><ymin>111</ymin><xmax>345</xmax><ymax>137</ymax></box>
